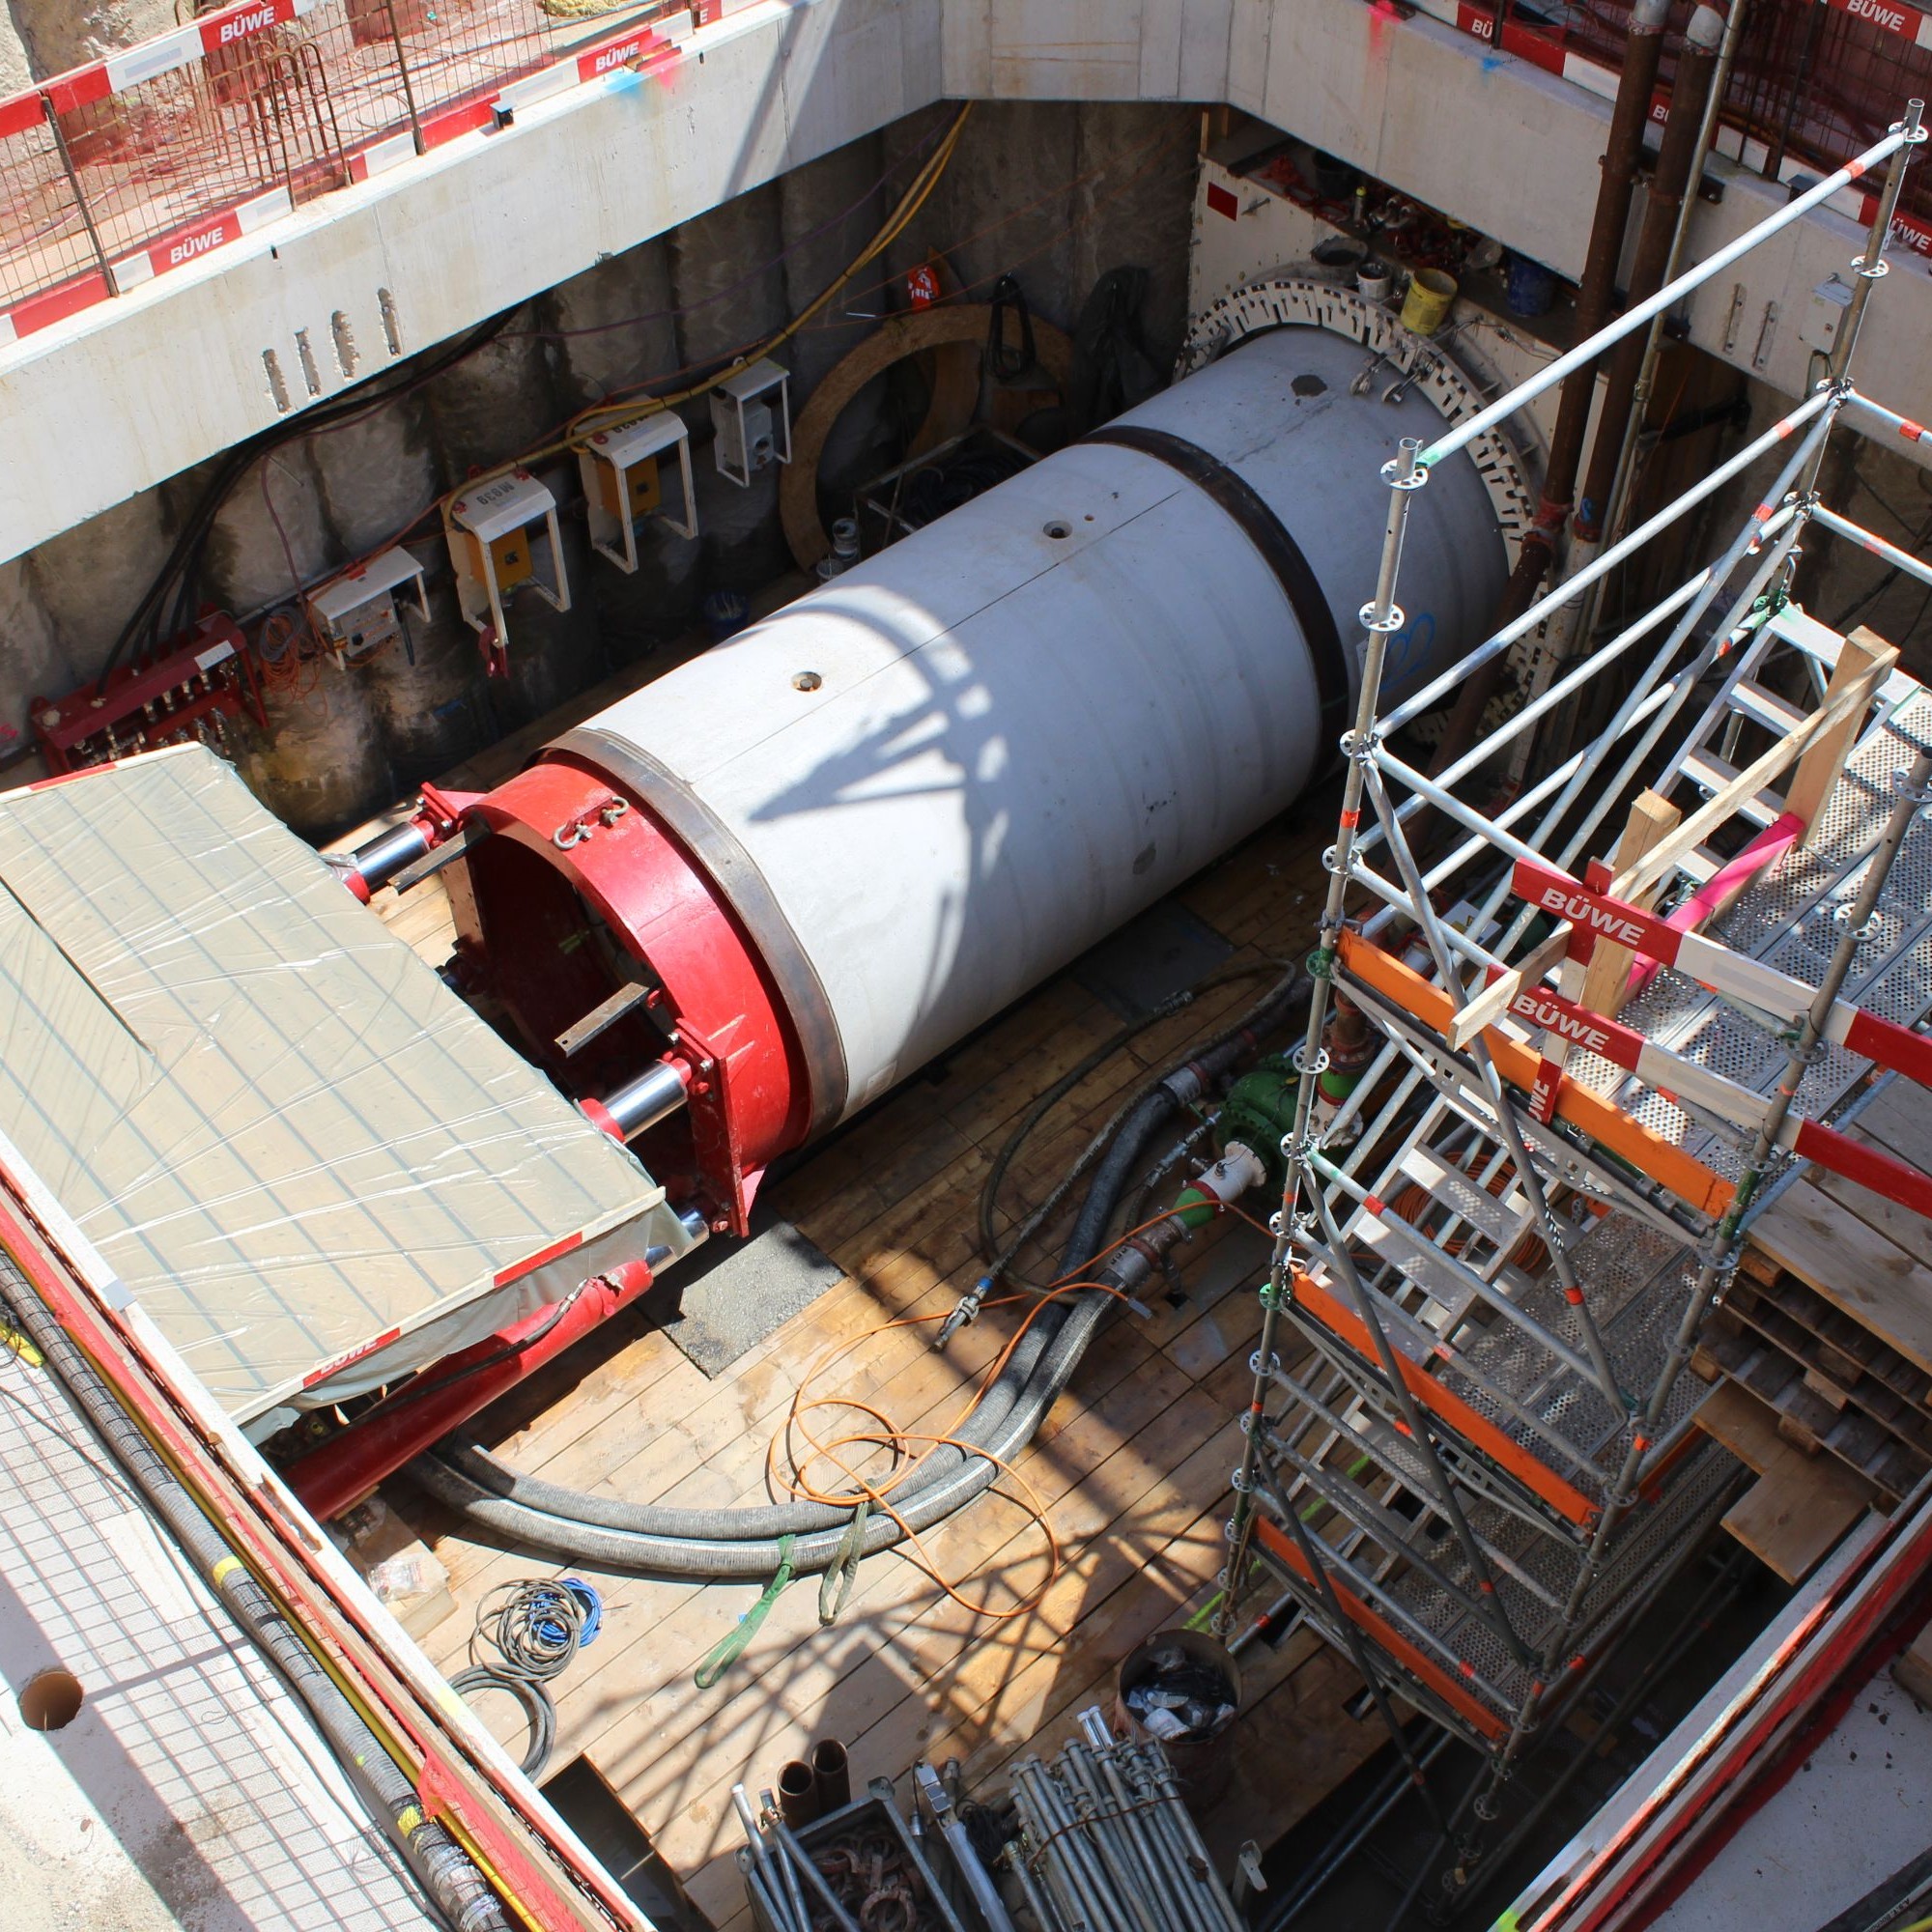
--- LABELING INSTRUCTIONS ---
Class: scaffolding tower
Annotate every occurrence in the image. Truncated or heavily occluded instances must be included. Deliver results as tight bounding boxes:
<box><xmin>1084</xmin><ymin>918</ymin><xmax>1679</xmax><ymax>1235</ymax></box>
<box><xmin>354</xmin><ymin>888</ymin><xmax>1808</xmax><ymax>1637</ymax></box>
<box><xmin>1216</xmin><ymin>96</ymin><xmax>1932</xmax><ymax>1917</ymax></box>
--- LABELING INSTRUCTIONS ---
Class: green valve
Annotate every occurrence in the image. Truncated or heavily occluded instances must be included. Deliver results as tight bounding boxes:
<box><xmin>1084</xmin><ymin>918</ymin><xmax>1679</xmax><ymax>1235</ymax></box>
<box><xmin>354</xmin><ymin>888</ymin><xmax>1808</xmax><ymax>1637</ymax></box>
<box><xmin>1219</xmin><ymin>1053</ymin><xmax>1300</xmax><ymax>1185</ymax></box>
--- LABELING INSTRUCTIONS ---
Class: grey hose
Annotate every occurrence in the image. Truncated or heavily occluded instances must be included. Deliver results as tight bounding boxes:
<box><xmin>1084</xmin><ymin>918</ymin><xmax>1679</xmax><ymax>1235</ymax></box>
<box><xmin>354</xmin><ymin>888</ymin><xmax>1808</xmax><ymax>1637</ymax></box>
<box><xmin>0</xmin><ymin>1261</ymin><xmax>512</xmax><ymax>1932</ymax></box>
<box><xmin>412</xmin><ymin>971</ymin><xmax>1307</xmax><ymax>1579</ymax></box>
<box><xmin>412</xmin><ymin>1270</ymin><xmax>1117</xmax><ymax>1577</ymax></box>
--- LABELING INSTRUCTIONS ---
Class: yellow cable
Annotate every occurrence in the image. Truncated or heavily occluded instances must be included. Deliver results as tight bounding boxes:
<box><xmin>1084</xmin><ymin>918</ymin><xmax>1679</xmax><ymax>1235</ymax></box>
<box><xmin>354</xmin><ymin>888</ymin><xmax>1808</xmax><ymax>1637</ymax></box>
<box><xmin>439</xmin><ymin>102</ymin><xmax>973</xmax><ymax>529</ymax></box>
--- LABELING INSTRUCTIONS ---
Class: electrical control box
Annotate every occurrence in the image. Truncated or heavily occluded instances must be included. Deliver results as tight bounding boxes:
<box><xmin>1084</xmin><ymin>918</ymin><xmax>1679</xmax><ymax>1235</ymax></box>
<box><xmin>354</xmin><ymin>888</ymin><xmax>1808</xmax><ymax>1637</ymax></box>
<box><xmin>709</xmin><ymin>358</ymin><xmax>791</xmax><ymax>487</ymax></box>
<box><xmin>306</xmin><ymin>547</ymin><xmax>430</xmax><ymax>665</ymax></box>
<box><xmin>578</xmin><ymin>412</ymin><xmax>698</xmax><ymax>574</ymax></box>
<box><xmin>1799</xmin><ymin>274</ymin><xmax>1854</xmax><ymax>355</ymax></box>
<box><xmin>445</xmin><ymin>469</ymin><xmax>569</xmax><ymax>673</ymax></box>
<box><xmin>31</xmin><ymin>611</ymin><xmax>266</xmax><ymax>774</ymax></box>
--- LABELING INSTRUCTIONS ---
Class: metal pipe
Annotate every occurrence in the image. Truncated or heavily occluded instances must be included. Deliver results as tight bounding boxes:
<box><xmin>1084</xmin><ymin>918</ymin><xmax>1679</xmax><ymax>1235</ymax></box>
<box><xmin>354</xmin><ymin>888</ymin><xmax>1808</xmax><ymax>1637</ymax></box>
<box><xmin>1577</xmin><ymin>0</ymin><xmax>1751</xmax><ymax>653</ymax></box>
<box><xmin>769</xmin><ymin>1811</ymin><xmax>862</xmax><ymax>1932</ymax></box>
<box><xmin>1810</xmin><ymin>503</ymin><xmax>1932</xmax><ymax>593</ymax></box>
<box><xmin>1418</xmin><ymin>123</ymin><xmax>1911</xmax><ymax>469</ymax></box>
<box><xmin>345</xmin><ymin>817</ymin><xmax>433</xmax><ymax>895</ymax></box>
<box><xmin>1069</xmin><ymin>1728</ymin><xmax>1194</xmax><ymax>1932</ymax></box>
<box><xmin>1424</xmin><ymin>0</ymin><xmax>1672</xmax><ymax>773</ymax></box>
<box><xmin>810</xmin><ymin>1738</ymin><xmax>851</xmax><ymax>1815</ymax></box>
<box><xmin>1573</xmin><ymin>13</ymin><xmax>1725</xmax><ymax>540</ymax></box>
<box><xmin>1016</xmin><ymin>1761</ymin><xmax>1117</xmax><ymax>1932</ymax></box>
<box><xmin>1263</xmin><ymin>1731</ymin><xmax>1457</xmax><ymax>1931</ymax></box>
<box><xmin>1219</xmin><ymin>437</ymin><xmax>1426</xmax><ymax>1641</ymax></box>
<box><xmin>1381</xmin><ymin>392</ymin><xmax>1829</xmax><ymax>733</ymax></box>
<box><xmin>596</xmin><ymin>1060</ymin><xmax>691</xmax><ymax>1139</ymax></box>
<box><xmin>733</xmin><ymin>1785</ymin><xmax>805</xmax><ymax>1932</ymax></box>
<box><xmin>914</xmin><ymin>1762</ymin><xmax>1016</xmax><ymax>1932</ymax></box>
<box><xmin>1129</xmin><ymin>1742</ymin><xmax>1251</xmax><ymax>1932</ymax></box>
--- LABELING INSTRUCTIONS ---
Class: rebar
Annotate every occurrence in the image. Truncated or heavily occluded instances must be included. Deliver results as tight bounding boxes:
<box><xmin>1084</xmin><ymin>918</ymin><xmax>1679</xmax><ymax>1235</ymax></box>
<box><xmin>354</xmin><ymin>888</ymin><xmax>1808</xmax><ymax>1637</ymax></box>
<box><xmin>1004</xmin><ymin>1729</ymin><xmax>1244</xmax><ymax>1932</ymax></box>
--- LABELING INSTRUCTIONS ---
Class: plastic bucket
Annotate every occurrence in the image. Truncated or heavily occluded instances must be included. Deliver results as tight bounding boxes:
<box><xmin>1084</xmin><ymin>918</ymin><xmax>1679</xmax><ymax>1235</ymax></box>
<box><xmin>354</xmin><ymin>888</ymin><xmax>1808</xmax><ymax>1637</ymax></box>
<box><xmin>1401</xmin><ymin>268</ymin><xmax>1457</xmax><ymax>336</ymax></box>
<box><xmin>1114</xmin><ymin>1628</ymin><xmax>1242</xmax><ymax>1809</ymax></box>
<box><xmin>1357</xmin><ymin>258</ymin><xmax>1395</xmax><ymax>304</ymax></box>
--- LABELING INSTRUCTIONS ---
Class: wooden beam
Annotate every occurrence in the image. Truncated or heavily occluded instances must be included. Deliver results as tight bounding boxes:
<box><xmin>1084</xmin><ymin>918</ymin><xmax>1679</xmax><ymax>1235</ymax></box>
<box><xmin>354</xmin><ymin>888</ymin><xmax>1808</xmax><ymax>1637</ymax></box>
<box><xmin>1786</xmin><ymin>626</ymin><xmax>1899</xmax><ymax>840</ymax></box>
<box><xmin>1578</xmin><ymin>790</ymin><xmax>1681</xmax><ymax>1019</ymax></box>
<box><xmin>1616</xmin><ymin>644</ymin><xmax>1897</xmax><ymax>903</ymax></box>
<box><xmin>1444</xmin><ymin>930</ymin><xmax>1569</xmax><ymax>1051</ymax></box>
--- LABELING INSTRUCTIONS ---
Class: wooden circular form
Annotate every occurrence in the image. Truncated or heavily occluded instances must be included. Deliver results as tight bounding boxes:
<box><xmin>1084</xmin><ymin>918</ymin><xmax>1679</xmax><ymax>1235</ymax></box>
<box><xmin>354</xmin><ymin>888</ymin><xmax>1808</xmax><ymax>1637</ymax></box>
<box><xmin>781</xmin><ymin>303</ymin><xmax>1075</xmax><ymax>571</ymax></box>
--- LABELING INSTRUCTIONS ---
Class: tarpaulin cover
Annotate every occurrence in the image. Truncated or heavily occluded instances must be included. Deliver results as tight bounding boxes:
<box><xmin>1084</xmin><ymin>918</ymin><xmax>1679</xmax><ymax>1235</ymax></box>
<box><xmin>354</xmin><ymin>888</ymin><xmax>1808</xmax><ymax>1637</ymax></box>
<box><xmin>0</xmin><ymin>746</ymin><xmax>685</xmax><ymax>1426</ymax></box>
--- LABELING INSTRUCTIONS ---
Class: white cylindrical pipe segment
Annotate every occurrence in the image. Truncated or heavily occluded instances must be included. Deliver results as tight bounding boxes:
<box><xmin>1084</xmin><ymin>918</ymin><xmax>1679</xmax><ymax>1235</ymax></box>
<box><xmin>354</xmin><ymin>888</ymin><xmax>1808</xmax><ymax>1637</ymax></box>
<box><xmin>468</xmin><ymin>327</ymin><xmax>1512</xmax><ymax>1218</ymax></box>
<box><xmin>579</xmin><ymin>331</ymin><xmax>1495</xmax><ymax>1102</ymax></box>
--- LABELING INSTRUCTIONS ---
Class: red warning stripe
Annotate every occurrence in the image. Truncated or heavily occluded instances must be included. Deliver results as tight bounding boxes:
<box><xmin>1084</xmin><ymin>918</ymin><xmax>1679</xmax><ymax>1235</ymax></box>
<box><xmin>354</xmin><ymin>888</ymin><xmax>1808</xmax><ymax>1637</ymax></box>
<box><xmin>493</xmin><ymin>1230</ymin><xmax>585</xmax><ymax>1291</ymax></box>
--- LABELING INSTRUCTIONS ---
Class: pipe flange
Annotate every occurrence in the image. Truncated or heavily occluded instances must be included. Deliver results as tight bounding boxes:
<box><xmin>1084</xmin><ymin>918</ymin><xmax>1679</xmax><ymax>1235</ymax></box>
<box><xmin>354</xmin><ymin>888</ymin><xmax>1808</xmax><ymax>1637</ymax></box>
<box><xmin>1178</xmin><ymin>276</ymin><xmax>1537</xmax><ymax>563</ymax></box>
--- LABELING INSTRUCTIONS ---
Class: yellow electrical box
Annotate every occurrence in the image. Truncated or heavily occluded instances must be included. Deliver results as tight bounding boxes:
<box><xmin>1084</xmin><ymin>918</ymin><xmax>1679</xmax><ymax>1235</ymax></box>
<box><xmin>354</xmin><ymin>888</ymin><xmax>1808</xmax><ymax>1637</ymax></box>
<box><xmin>578</xmin><ymin>412</ymin><xmax>697</xmax><ymax>573</ymax></box>
<box><xmin>598</xmin><ymin>452</ymin><xmax>662</xmax><ymax>523</ymax></box>
<box><xmin>467</xmin><ymin>526</ymin><xmax>533</xmax><ymax>591</ymax></box>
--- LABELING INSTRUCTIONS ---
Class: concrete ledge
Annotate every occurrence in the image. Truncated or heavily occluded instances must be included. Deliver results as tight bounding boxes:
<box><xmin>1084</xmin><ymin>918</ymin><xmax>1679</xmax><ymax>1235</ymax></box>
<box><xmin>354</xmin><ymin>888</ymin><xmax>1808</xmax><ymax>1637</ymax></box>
<box><xmin>5</xmin><ymin>0</ymin><xmax>1930</xmax><ymax>561</ymax></box>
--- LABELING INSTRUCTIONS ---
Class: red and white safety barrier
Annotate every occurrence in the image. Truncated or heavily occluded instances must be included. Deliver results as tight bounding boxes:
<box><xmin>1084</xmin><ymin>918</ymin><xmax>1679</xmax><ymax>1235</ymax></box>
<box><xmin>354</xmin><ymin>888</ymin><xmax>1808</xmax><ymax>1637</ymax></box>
<box><xmin>0</xmin><ymin>6</ymin><xmax>687</xmax><ymax>345</ymax></box>
<box><xmin>1503</xmin><ymin>858</ymin><xmax>1932</xmax><ymax>1217</ymax></box>
<box><xmin>108</xmin><ymin>185</ymin><xmax>291</xmax><ymax>292</ymax></box>
<box><xmin>1420</xmin><ymin>0</ymin><xmax>1932</xmax><ymax>254</ymax></box>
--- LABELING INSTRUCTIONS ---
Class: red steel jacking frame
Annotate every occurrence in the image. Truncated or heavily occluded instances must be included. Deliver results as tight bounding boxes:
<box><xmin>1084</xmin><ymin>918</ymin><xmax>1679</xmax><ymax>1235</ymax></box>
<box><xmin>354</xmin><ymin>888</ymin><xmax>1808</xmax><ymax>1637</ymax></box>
<box><xmin>1251</xmin><ymin>1514</ymin><xmax>1512</xmax><ymax>1741</ymax></box>
<box><xmin>337</xmin><ymin>781</ymin><xmax>479</xmax><ymax>903</ymax></box>
<box><xmin>471</xmin><ymin>753</ymin><xmax>810</xmax><ymax>1236</ymax></box>
<box><xmin>0</xmin><ymin>1165</ymin><xmax>643</xmax><ymax>1932</ymax></box>
<box><xmin>283</xmin><ymin>1257</ymin><xmax>655</xmax><ymax>1521</ymax></box>
<box><xmin>1522</xmin><ymin>1481</ymin><xmax>1932</xmax><ymax>1932</ymax></box>
<box><xmin>1289</xmin><ymin>1268</ymin><xmax>1602</xmax><ymax>1530</ymax></box>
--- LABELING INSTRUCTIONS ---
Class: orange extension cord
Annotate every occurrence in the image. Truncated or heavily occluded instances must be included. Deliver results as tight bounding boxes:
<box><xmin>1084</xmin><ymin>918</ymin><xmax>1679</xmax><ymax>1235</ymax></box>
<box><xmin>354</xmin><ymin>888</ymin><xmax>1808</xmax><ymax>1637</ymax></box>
<box><xmin>764</xmin><ymin>1208</ymin><xmax>1232</xmax><ymax>1620</ymax></box>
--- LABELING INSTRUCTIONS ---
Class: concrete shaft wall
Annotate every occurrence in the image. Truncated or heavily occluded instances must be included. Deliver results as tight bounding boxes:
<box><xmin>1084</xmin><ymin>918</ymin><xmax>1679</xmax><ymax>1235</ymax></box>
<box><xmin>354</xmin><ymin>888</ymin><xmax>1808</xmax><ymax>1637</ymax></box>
<box><xmin>1</xmin><ymin>101</ymin><xmax>1197</xmax><ymax>830</ymax></box>
<box><xmin>8</xmin><ymin>0</ymin><xmax>1930</xmax><ymax>823</ymax></box>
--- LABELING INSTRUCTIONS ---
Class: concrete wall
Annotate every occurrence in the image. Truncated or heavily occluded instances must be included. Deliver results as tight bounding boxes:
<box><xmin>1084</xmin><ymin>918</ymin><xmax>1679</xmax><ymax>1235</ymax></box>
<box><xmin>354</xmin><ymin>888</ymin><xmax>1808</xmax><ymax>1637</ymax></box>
<box><xmin>10</xmin><ymin>0</ymin><xmax>1931</xmax><ymax>572</ymax></box>
<box><xmin>8</xmin><ymin>0</ymin><xmax>1932</xmax><ymax>828</ymax></box>
<box><xmin>0</xmin><ymin>98</ymin><xmax>1196</xmax><ymax>832</ymax></box>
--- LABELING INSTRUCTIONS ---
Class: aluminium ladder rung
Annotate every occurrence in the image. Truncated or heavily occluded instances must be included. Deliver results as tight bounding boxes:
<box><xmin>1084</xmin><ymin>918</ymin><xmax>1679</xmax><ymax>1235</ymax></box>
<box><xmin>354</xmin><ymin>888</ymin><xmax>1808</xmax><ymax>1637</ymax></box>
<box><xmin>1726</xmin><ymin>679</ymin><xmax>1809</xmax><ymax>736</ymax></box>
<box><xmin>1676</xmin><ymin>750</ymin><xmax>1786</xmax><ymax>829</ymax></box>
<box><xmin>1396</xmin><ymin>1144</ymin><xmax>1536</xmax><ymax>1263</ymax></box>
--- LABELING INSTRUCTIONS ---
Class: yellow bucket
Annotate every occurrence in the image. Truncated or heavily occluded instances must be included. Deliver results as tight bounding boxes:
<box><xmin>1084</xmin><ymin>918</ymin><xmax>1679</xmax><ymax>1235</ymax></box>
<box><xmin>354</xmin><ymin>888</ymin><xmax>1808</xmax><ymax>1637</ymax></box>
<box><xmin>1401</xmin><ymin>268</ymin><xmax>1458</xmax><ymax>337</ymax></box>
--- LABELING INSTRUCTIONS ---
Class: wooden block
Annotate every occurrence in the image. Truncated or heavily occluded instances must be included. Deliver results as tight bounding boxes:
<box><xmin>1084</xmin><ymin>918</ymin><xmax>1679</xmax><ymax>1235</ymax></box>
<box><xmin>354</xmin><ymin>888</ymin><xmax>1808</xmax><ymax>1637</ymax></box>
<box><xmin>1776</xmin><ymin>1410</ymin><xmax>1825</xmax><ymax>1456</ymax></box>
<box><xmin>1739</xmin><ymin>1245</ymin><xmax>1783</xmax><ymax>1289</ymax></box>
<box><xmin>1785</xmin><ymin>626</ymin><xmax>1900</xmax><ymax>839</ymax></box>
<box><xmin>1692</xmin><ymin>1382</ymin><xmax>1786</xmax><ymax>1473</ymax></box>
<box><xmin>1721</xmin><ymin>1453</ymin><xmax>1870</xmax><ymax>1583</ymax></box>
<box><xmin>1803</xmin><ymin>1367</ymin><xmax>1852</xmax><ymax>1411</ymax></box>
<box><xmin>1750</xmin><ymin>1176</ymin><xmax>1932</xmax><ymax>1381</ymax></box>
<box><xmin>1892</xmin><ymin>1621</ymin><xmax>1932</xmax><ymax>1709</ymax></box>
<box><xmin>1578</xmin><ymin>791</ymin><xmax>1681</xmax><ymax>1020</ymax></box>
<box><xmin>1690</xmin><ymin>1346</ymin><xmax>1723</xmax><ymax>1384</ymax></box>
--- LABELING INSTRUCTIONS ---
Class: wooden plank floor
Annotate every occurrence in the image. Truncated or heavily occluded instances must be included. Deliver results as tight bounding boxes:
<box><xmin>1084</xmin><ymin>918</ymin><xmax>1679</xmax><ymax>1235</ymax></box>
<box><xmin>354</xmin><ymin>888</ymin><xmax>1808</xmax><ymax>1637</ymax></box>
<box><xmin>1748</xmin><ymin>1076</ymin><xmax>1932</xmax><ymax>1381</ymax></box>
<box><xmin>356</xmin><ymin>636</ymin><xmax>1381</xmax><ymax>1927</ymax></box>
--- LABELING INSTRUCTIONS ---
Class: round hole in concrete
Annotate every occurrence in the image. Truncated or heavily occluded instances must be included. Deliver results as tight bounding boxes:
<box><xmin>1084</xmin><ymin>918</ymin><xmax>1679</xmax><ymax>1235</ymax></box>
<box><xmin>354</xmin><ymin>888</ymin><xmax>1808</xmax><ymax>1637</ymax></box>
<box><xmin>1043</xmin><ymin>520</ymin><xmax>1071</xmax><ymax>540</ymax></box>
<box><xmin>791</xmin><ymin>670</ymin><xmax>822</xmax><ymax>693</ymax></box>
<box><xmin>20</xmin><ymin>1668</ymin><xmax>83</xmax><ymax>1733</ymax></box>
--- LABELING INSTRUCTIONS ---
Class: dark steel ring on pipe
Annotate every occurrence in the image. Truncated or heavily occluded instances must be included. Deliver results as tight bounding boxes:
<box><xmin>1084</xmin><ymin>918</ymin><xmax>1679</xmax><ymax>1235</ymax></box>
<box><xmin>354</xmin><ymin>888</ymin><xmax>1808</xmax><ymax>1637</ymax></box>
<box><xmin>810</xmin><ymin>1737</ymin><xmax>851</xmax><ymax>1814</ymax></box>
<box><xmin>779</xmin><ymin>1758</ymin><xmax>820</xmax><ymax>1828</ymax></box>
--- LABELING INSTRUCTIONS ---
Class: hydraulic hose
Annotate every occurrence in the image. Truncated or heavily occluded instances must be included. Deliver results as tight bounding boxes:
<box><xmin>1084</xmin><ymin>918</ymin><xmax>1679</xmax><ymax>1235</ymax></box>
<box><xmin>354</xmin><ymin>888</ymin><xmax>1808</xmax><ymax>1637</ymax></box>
<box><xmin>413</xmin><ymin>978</ymin><xmax>1304</xmax><ymax>1578</ymax></box>
<box><xmin>0</xmin><ymin>1257</ymin><xmax>512</xmax><ymax>1932</ymax></box>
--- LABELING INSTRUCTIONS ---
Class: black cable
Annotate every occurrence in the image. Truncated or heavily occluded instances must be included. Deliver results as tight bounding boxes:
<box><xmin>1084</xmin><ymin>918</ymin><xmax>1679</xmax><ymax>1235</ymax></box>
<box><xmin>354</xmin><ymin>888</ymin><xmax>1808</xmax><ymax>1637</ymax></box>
<box><xmin>94</xmin><ymin>306</ymin><xmax>522</xmax><ymax>695</ymax></box>
<box><xmin>0</xmin><ymin>1264</ymin><xmax>511</xmax><ymax>1932</ymax></box>
<box><xmin>447</xmin><ymin>1667</ymin><xmax>554</xmax><ymax>1781</ymax></box>
<box><xmin>447</xmin><ymin>1577</ymin><xmax>595</xmax><ymax>1781</ymax></box>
